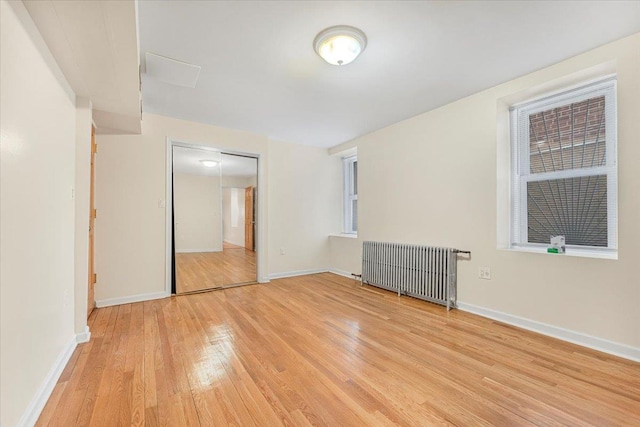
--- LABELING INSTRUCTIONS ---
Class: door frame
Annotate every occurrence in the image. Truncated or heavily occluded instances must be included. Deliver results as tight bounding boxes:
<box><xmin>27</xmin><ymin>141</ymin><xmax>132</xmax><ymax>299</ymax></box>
<box><xmin>88</xmin><ymin>125</ymin><xmax>97</xmax><ymax>317</ymax></box>
<box><xmin>244</xmin><ymin>186</ymin><xmax>255</xmax><ymax>251</ymax></box>
<box><xmin>165</xmin><ymin>138</ymin><xmax>266</xmax><ymax>295</ymax></box>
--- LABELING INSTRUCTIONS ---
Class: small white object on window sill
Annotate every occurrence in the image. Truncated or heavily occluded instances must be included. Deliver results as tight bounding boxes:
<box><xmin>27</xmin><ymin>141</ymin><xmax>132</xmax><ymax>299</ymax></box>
<box><xmin>547</xmin><ymin>235</ymin><xmax>566</xmax><ymax>254</ymax></box>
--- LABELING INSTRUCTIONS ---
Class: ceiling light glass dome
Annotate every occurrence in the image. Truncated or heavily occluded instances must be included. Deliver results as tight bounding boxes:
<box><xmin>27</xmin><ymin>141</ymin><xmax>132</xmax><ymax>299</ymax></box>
<box><xmin>314</xmin><ymin>25</ymin><xmax>367</xmax><ymax>66</ymax></box>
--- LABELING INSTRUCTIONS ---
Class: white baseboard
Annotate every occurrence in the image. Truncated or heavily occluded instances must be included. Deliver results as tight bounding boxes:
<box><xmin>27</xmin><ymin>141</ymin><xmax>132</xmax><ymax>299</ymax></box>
<box><xmin>268</xmin><ymin>269</ymin><xmax>357</xmax><ymax>281</ymax></box>
<box><xmin>176</xmin><ymin>248</ymin><xmax>221</xmax><ymax>253</ymax></box>
<box><xmin>76</xmin><ymin>325</ymin><xmax>91</xmax><ymax>343</ymax></box>
<box><xmin>17</xmin><ymin>336</ymin><xmax>77</xmax><ymax>427</ymax></box>
<box><xmin>457</xmin><ymin>302</ymin><xmax>640</xmax><ymax>363</ymax></box>
<box><xmin>328</xmin><ymin>268</ymin><xmax>357</xmax><ymax>279</ymax></box>
<box><xmin>268</xmin><ymin>269</ymin><xmax>328</xmax><ymax>280</ymax></box>
<box><xmin>96</xmin><ymin>291</ymin><xmax>169</xmax><ymax>308</ymax></box>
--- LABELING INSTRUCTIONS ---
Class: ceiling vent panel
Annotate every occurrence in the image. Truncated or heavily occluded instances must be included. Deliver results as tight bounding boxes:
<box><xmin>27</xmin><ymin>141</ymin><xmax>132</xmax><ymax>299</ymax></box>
<box><xmin>144</xmin><ymin>52</ymin><xmax>201</xmax><ymax>88</ymax></box>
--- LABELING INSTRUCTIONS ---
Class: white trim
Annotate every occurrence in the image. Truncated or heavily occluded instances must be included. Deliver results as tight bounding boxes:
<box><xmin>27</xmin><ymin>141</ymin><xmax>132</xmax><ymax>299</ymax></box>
<box><xmin>328</xmin><ymin>268</ymin><xmax>356</xmax><ymax>279</ymax></box>
<box><xmin>510</xmin><ymin>76</ymin><xmax>618</xmax><ymax>254</ymax></box>
<box><xmin>343</xmin><ymin>155</ymin><xmax>358</xmax><ymax>234</ymax></box>
<box><xmin>76</xmin><ymin>325</ymin><xmax>91</xmax><ymax>343</ymax></box>
<box><xmin>330</xmin><ymin>146</ymin><xmax>357</xmax><ymax>158</ymax></box>
<box><xmin>268</xmin><ymin>269</ymin><xmax>328</xmax><ymax>280</ymax></box>
<box><xmin>16</xmin><ymin>336</ymin><xmax>77</xmax><ymax>427</ymax></box>
<box><xmin>520</xmin><ymin>164</ymin><xmax>615</xmax><ymax>182</ymax></box>
<box><xmin>95</xmin><ymin>291</ymin><xmax>169</xmax><ymax>308</ymax></box>
<box><xmin>329</xmin><ymin>233</ymin><xmax>358</xmax><ymax>239</ymax></box>
<box><xmin>175</xmin><ymin>248</ymin><xmax>222</xmax><ymax>254</ymax></box>
<box><xmin>510</xmin><ymin>74</ymin><xmax>617</xmax><ymax>110</ymax></box>
<box><xmin>165</xmin><ymin>138</ymin><xmax>173</xmax><ymax>296</ymax></box>
<box><xmin>457</xmin><ymin>302</ymin><xmax>640</xmax><ymax>363</ymax></box>
<box><xmin>506</xmin><ymin>244</ymin><xmax>618</xmax><ymax>260</ymax></box>
<box><xmin>268</xmin><ymin>269</ymin><xmax>358</xmax><ymax>281</ymax></box>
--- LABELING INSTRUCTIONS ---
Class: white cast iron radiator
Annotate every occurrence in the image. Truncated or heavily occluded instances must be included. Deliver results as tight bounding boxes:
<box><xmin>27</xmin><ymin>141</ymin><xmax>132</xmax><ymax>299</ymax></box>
<box><xmin>361</xmin><ymin>241</ymin><xmax>469</xmax><ymax>311</ymax></box>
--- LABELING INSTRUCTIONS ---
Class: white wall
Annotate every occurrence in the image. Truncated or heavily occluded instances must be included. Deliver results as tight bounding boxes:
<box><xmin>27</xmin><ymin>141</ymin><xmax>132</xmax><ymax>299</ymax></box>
<box><xmin>0</xmin><ymin>1</ymin><xmax>78</xmax><ymax>425</ymax></box>
<box><xmin>267</xmin><ymin>139</ymin><xmax>342</xmax><ymax>276</ymax></box>
<box><xmin>329</xmin><ymin>235</ymin><xmax>361</xmax><ymax>276</ymax></box>
<box><xmin>95</xmin><ymin>116</ymin><xmax>344</xmax><ymax>303</ymax></box>
<box><xmin>74</xmin><ymin>97</ymin><xmax>92</xmax><ymax>334</ymax></box>
<box><xmin>174</xmin><ymin>173</ymin><xmax>222</xmax><ymax>253</ymax></box>
<box><xmin>222</xmin><ymin>187</ymin><xmax>246</xmax><ymax>247</ymax></box>
<box><xmin>95</xmin><ymin>113</ymin><xmax>269</xmax><ymax>303</ymax></box>
<box><xmin>222</xmin><ymin>175</ymin><xmax>257</xmax><ymax>188</ymax></box>
<box><xmin>329</xmin><ymin>34</ymin><xmax>640</xmax><ymax>352</ymax></box>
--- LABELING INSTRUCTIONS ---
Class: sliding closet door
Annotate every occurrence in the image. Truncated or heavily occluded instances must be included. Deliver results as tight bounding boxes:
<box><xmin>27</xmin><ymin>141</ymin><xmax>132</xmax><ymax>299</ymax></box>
<box><xmin>173</xmin><ymin>146</ymin><xmax>223</xmax><ymax>293</ymax></box>
<box><xmin>221</xmin><ymin>154</ymin><xmax>258</xmax><ymax>286</ymax></box>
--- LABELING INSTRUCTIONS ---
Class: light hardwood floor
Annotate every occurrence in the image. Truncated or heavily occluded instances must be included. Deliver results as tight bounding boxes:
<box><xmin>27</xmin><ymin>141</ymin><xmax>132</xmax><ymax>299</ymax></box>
<box><xmin>38</xmin><ymin>273</ymin><xmax>640</xmax><ymax>426</ymax></box>
<box><xmin>176</xmin><ymin>245</ymin><xmax>256</xmax><ymax>293</ymax></box>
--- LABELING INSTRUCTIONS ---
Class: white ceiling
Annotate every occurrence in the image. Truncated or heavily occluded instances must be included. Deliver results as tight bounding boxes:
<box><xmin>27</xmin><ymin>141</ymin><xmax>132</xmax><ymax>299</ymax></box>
<box><xmin>138</xmin><ymin>1</ymin><xmax>640</xmax><ymax>148</ymax></box>
<box><xmin>24</xmin><ymin>0</ymin><xmax>141</xmax><ymax>134</ymax></box>
<box><xmin>173</xmin><ymin>147</ymin><xmax>257</xmax><ymax>177</ymax></box>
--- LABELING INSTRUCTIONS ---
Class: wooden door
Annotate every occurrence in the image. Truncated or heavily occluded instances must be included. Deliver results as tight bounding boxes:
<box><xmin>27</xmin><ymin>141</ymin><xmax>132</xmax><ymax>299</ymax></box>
<box><xmin>244</xmin><ymin>186</ymin><xmax>254</xmax><ymax>251</ymax></box>
<box><xmin>88</xmin><ymin>126</ymin><xmax>96</xmax><ymax>317</ymax></box>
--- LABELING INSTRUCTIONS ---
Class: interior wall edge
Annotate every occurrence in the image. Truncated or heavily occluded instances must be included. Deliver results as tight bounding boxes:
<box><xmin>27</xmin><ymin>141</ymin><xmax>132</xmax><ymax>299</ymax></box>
<box><xmin>95</xmin><ymin>291</ymin><xmax>170</xmax><ymax>308</ymax></box>
<box><xmin>457</xmin><ymin>302</ymin><xmax>640</xmax><ymax>363</ymax></box>
<box><xmin>74</xmin><ymin>96</ymin><xmax>92</xmax><ymax>335</ymax></box>
<box><xmin>1</xmin><ymin>0</ymin><xmax>78</xmax><ymax>424</ymax></box>
<box><xmin>175</xmin><ymin>249</ymin><xmax>221</xmax><ymax>254</ymax></box>
<box><xmin>14</xmin><ymin>336</ymin><xmax>77</xmax><ymax>427</ymax></box>
<box><xmin>268</xmin><ymin>268</ymin><xmax>329</xmax><ymax>280</ymax></box>
<box><xmin>75</xmin><ymin>325</ymin><xmax>91</xmax><ymax>344</ymax></box>
<box><xmin>328</xmin><ymin>268</ymin><xmax>355</xmax><ymax>279</ymax></box>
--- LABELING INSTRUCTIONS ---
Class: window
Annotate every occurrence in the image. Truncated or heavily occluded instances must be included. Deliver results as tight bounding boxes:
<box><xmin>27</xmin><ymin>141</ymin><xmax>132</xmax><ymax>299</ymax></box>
<box><xmin>343</xmin><ymin>155</ymin><xmax>358</xmax><ymax>234</ymax></box>
<box><xmin>510</xmin><ymin>77</ymin><xmax>617</xmax><ymax>255</ymax></box>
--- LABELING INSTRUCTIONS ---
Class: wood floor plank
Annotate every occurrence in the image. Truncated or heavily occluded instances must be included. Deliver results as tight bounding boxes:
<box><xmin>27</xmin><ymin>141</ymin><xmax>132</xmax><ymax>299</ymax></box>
<box><xmin>37</xmin><ymin>273</ymin><xmax>640</xmax><ymax>426</ymax></box>
<box><xmin>73</xmin><ymin>307</ymin><xmax>119</xmax><ymax>426</ymax></box>
<box><xmin>126</xmin><ymin>303</ymin><xmax>146</xmax><ymax>426</ymax></box>
<box><xmin>35</xmin><ymin>382</ymin><xmax>67</xmax><ymax>426</ymax></box>
<box><xmin>176</xmin><ymin>247</ymin><xmax>256</xmax><ymax>293</ymax></box>
<box><xmin>179</xmin><ymin>296</ymin><xmax>285</xmax><ymax>426</ymax></box>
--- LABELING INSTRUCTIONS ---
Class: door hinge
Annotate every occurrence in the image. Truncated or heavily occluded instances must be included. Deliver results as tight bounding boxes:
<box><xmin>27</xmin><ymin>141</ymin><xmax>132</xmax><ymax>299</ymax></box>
<box><xmin>92</xmin><ymin>273</ymin><xmax>97</xmax><ymax>284</ymax></box>
<box><xmin>92</xmin><ymin>208</ymin><xmax>97</xmax><ymax>219</ymax></box>
<box><xmin>92</xmin><ymin>142</ymin><xmax>98</xmax><ymax>154</ymax></box>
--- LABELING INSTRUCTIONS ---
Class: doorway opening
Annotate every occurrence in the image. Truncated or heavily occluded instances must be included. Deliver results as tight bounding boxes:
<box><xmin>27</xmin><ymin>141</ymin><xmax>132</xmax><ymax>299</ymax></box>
<box><xmin>170</xmin><ymin>143</ymin><xmax>259</xmax><ymax>294</ymax></box>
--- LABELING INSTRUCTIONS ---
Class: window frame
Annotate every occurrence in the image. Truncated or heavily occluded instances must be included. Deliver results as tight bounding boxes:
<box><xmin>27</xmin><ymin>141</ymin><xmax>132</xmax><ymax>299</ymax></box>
<box><xmin>343</xmin><ymin>155</ymin><xmax>358</xmax><ymax>234</ymax></box>
<box><xmin>509</xmin><ymin>76</ymin><xmax>618</xmax><ymax>256</ymax></box>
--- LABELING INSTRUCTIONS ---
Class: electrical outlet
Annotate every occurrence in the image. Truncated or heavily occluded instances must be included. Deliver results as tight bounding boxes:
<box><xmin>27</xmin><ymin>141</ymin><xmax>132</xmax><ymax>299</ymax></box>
<box><xmin>280</xmin><ymin>247</ymin><xmax>285</xmax><ymax>255</ymax></box>
<box><xmin>478</xmin><ymin>267</ymin><xmax>491</xmax><ymax>280</ymax></box>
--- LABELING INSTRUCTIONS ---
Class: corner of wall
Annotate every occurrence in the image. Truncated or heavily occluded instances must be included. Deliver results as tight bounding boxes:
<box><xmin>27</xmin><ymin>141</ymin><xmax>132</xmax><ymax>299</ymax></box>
<box><xmin>74</xmin><ymin>97</ymin><xmax>93</xmax><ymax>334</ymax></box>
<box><xmin>15</xmin><ymin>336</ymin><xmax>78</xmax><ymax>427</ymax></box>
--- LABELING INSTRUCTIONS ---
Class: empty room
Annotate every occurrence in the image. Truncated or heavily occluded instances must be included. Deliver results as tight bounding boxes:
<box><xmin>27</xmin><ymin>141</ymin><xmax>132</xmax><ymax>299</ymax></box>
<box><xmin>2</xmin><ymin>1</ymin><xmax>640</xmax><ymax>426</ymax></box>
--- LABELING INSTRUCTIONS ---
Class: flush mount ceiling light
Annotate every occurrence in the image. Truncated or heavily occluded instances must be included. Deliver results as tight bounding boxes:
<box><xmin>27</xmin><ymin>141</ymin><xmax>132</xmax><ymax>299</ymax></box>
<box><xmin>313</xmin><ymin>25</ymin><xmax>367</xmax><ymax>66</ymax></box>
<box><xmin>200</xmin><ymin>159</ymin><xmax>219</xmax><ymax>168</ymax></box>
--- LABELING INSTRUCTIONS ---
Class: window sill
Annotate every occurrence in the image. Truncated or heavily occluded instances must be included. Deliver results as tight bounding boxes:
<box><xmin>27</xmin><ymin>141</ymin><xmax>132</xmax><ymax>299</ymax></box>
<box><xmin>505</xmin><ymin>245</ymin><xmax>617</xmax><ymax>260</ymax></box>
<box><xmin>329</xmin><ymin>233</ymin><xmax>358</xmax><ymax>239</ymax></box>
